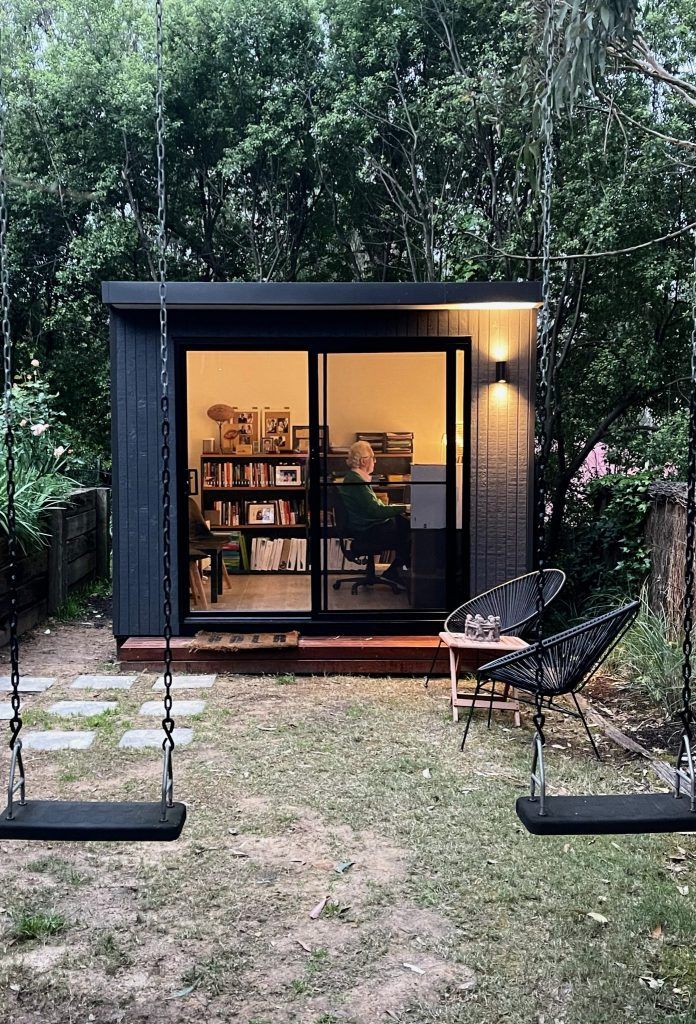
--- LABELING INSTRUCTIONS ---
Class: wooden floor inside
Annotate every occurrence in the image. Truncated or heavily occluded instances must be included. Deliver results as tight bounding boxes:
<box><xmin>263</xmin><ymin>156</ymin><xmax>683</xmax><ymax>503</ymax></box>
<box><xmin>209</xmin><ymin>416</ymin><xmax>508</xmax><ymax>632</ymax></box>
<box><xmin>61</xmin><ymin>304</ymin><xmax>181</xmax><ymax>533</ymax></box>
<box><xmin>118</xmin><ymin>634</ymin><xmax>496</xmax><ymax>676</ymax></box>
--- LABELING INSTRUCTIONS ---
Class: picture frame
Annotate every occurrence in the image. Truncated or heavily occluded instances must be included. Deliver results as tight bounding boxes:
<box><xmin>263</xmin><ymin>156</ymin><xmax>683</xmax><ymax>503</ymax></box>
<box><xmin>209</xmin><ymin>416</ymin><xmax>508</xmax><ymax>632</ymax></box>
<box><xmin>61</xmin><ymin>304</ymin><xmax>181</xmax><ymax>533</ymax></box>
<box><xmin>247</xmin><ymin>502</ymin><xmax>276</xmax><ymax>525</ymax></box>
<box><xmin>225</xmin><ymin>408</ymin><xmax>260</xmax><ymax>452</ymax></box>
<box><xmin>276</xmin><ymin>464</ymin><xmax>302</xmax><ymax>486</ymax></box>
<box><xmin>263</xmin><ymin>407</ymin><xmax>291</xmax><ymax>451</ymax></box>
<box><xmin>292</xmin><ymin>425</ymin><xmax>327</xmax><ymax>453</ymax></box>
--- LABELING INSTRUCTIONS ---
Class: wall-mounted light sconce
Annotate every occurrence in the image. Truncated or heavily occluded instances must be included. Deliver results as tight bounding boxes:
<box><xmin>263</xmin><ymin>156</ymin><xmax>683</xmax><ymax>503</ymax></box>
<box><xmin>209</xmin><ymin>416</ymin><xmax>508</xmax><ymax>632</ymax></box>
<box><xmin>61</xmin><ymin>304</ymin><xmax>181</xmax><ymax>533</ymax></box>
<box><xmin>495</xmin><ymin>360</ymin><xmax>507</xmax><ymax>383</ymax></box>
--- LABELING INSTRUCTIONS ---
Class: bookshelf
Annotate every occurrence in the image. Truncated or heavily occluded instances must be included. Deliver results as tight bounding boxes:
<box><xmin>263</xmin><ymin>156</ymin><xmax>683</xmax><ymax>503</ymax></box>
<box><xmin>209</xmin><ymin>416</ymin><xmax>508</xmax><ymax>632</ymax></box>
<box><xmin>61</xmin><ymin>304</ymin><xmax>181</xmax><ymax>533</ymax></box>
<box><xmin>200</xmin><ymin>453</ymin><xmax>309</xmax><ymax>574</ymax></box>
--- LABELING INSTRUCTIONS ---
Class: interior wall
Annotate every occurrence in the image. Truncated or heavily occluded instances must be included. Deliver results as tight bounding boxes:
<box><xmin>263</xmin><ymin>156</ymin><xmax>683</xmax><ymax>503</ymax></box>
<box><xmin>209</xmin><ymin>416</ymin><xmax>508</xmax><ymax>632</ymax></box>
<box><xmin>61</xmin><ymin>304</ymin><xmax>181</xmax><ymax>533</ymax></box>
<box><xmin>186</xmin><ymin>350</ymin><xmax>309</xmax><ymax>470</ymax></box>
<box><xmin>187</xmin><ymin>349</ymin><xmax>447</xmax><ymax>467</ymax></box>
<box><xmin>325</xmin><ymin>352</ymin><xmax>446</xmax><ymax>463</ymax></box>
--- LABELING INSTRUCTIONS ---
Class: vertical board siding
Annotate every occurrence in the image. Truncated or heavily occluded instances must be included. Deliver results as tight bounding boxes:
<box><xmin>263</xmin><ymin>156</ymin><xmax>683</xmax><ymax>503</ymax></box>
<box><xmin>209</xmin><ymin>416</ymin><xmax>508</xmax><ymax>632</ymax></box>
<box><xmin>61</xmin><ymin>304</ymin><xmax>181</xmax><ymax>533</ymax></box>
<box><xmin>112</xmin><ymin>313</ymin><xmax>179</xmax><ymax>637</ymax></box>
<box><xmin>111</xmin><ymin>305</ymin><xmax>535</xmax><ymax>635</ymax></box>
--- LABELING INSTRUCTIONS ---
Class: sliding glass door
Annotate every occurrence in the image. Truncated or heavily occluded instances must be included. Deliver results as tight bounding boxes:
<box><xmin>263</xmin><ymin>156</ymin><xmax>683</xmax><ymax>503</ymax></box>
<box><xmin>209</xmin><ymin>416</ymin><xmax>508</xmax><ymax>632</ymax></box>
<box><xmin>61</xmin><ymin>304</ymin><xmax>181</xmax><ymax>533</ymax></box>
<box><xmin>313</xmin><ymin>343</ymin><xmax>468</xmax><ymax>620</ymax></box>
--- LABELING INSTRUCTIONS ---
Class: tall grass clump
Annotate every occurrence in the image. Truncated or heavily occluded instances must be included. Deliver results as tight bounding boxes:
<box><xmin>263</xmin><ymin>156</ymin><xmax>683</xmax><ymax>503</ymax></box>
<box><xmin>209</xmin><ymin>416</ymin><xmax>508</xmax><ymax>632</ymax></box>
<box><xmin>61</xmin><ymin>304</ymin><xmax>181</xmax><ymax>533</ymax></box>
<box><xmin>608</xmin><ymin>586</ymin><xmax>683</xmax><ymax>719</ymax></box>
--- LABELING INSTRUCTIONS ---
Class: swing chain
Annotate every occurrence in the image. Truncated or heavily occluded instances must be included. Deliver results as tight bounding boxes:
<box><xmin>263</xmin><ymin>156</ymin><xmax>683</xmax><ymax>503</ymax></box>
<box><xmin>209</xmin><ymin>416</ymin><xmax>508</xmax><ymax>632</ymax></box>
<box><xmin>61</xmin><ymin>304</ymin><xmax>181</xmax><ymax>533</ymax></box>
<box><xmin>156</xmin><ymin>0</ymin><xmax>175</xmax><ymax>802</ymax></box>
<box><xmin>0</xmin><ymin>63</ymin><xmax>21</xmax><ymax>752</ymax></box>
<box><xmin>680</xmin><ymin>228</ymin><xmax>696</xmax><ymax>745</ymax></box>
<box><xmin>532</xmin><ymin>0</ymin><xmax>556</xmax><ymax>748</ymax></box>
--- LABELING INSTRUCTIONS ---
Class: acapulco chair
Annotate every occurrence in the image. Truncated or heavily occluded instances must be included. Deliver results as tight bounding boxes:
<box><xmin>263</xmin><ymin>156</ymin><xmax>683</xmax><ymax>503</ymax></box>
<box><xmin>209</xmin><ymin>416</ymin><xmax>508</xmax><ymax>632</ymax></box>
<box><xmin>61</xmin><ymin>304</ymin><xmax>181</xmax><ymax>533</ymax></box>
<box><xmin>424</xmin><ymin>569</ymin><xmax>566</xmax><ymax>687</ymax></box>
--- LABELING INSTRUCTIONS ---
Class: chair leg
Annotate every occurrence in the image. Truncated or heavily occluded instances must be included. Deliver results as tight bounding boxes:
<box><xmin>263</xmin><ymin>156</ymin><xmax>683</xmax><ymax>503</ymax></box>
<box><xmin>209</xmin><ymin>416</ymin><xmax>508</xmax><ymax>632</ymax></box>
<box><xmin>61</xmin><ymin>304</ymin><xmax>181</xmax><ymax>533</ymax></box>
<box><xmin>460</xmin><ymin>679</ymin><xmax>482</xmax><ymax>751</ymax></box>
<box><xmin>221</xmin><ymin>558</ymin><xmax>232</xmax><ymax>591</ymax></box>
<box><xmin>424</xmin><ymin>637</ymin><xmax>443</xmax><ymax>689</ymax></box>
<box><xmin>189</xmin><ymin>563</ymin><xmax>208</xmax><ymax>610</ymax></box>
<box><xmin>571</xmin><ymin>692</ymin><xmax>601</xmax><ymax>761</ymax></box>
<box><xmin>487</xmin><ymin>680</ymin><xmax>497</xmax><ymax>730</ymax></box>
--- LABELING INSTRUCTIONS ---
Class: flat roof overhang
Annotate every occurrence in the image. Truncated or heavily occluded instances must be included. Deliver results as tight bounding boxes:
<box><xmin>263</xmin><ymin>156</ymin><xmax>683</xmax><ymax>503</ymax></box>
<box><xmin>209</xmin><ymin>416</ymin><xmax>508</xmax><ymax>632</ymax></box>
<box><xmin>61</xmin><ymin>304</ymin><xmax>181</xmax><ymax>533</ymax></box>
<box><xmin>101</xmin><ymin>280</ymin><xmax>541</xmax><ymax>310</ymax></box>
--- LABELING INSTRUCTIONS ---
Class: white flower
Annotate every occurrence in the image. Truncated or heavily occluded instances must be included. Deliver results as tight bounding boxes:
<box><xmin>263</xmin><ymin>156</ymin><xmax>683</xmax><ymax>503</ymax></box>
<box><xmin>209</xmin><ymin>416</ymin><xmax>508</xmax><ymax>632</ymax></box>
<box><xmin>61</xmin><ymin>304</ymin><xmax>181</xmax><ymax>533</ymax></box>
<box><xmin>30</xmin><ymin>423</ymin><xmax>49</xmax><ymax>436</ymax></box>
<box><xmin>19</xmin><ymin>419</ymin><xmax>27</xmax><ymax>427</ymax></box>
<box><xmin>53</xmin><ymin>445</ymin><xmax>66</xmax><ymax>459</ymax></box>
<box><xmin>30</xmin><ymin>358</ymin><xmax>40</xmax><ymax>368</ymax></box>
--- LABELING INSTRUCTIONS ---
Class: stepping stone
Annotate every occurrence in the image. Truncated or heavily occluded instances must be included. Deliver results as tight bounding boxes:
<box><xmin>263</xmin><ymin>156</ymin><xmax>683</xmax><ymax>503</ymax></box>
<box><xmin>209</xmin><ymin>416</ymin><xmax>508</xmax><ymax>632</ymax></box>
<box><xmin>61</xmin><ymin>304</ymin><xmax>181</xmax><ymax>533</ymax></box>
<box><xmin>0</xmin><ymin>703</ymin><xmax>12</xmax><ymax>720</ymax></box>
<box><xmin>47</xmin><ymin>701</ymin><xmax>118</xmax><ymax>717</ymax></box>
<box><xmin>138</xmin><ymin>700</ymin><xmax>206</xmax><ymax>717</ymax></box>
<box><xmin>70</xmin><ymin>674</ymin><xmax>136</xmax><ymax>691</ymax></box>
<box><xmin>118</xmin><ymin>728</ymin><xmax>193</xmax><ymax>749</ymax></box>
<box><xmin>23</xmin><ymin>731</ymin><xmax>95</xmax><ymax>751</ymax></box>
<box><xmin>152</xmin><ymin>674</ymin><xmax>216</xmax><ymax>691</ymax></box>
<box><xmin>0</xmin><ymin>676</ymin><xmax>55</xmax><ymax>694</ymax></box>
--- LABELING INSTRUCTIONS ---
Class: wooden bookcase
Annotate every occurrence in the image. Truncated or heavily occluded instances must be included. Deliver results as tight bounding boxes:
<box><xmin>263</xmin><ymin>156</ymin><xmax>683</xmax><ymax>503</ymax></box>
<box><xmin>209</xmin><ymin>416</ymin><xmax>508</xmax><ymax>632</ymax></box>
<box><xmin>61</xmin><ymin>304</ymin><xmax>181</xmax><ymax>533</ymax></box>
<box><xmin>200</xmin><ymin>453</ymin><xmax>309</xmax><ymax>574</ymax></box>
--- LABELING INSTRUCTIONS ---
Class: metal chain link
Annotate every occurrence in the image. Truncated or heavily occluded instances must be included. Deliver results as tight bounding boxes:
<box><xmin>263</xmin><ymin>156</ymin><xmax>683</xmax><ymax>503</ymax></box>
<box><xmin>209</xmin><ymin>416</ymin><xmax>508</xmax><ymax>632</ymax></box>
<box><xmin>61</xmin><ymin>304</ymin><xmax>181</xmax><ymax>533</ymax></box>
<box><xmin>532</xmin><ymin>0</ymin><xmax>556</xmax><ymax>747</ymax></box>
<box><xmin>0</xmin><ymin>56</ymin><xmax>21</xmax><ymax>749</ymax></box>
<box><xmin>156</xmin><ymin>0</ymin><xmax>175</xmax><ymax>760</ymax></box>
<box><xmin>680</xmin><ymin>227</ymin><xmax>696</xmax><ymax>740</ymax></box>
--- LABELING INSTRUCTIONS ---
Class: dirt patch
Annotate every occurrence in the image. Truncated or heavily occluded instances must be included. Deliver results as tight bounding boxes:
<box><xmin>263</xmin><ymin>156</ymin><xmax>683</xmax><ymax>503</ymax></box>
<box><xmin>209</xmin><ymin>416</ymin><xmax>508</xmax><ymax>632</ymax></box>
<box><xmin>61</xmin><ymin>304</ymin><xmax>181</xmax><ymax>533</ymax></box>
<box><xmin>344</xmin><ymin>950</ymin><xmax>474</xmax><ymax>1022</ymax></box>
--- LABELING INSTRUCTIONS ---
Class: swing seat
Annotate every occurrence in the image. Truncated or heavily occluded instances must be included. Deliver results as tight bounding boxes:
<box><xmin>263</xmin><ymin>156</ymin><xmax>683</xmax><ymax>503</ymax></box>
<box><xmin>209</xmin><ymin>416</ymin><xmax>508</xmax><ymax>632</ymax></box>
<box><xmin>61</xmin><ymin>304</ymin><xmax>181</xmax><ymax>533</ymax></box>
<box><xmin>516</xmin><ymin>792</ymin><xmax>696</xmax><ymax>836</ymax></box>
<box><xmin>0</xmin><ymin>799</ymin><xmax>186</xmax><ymax>842</ymax></box>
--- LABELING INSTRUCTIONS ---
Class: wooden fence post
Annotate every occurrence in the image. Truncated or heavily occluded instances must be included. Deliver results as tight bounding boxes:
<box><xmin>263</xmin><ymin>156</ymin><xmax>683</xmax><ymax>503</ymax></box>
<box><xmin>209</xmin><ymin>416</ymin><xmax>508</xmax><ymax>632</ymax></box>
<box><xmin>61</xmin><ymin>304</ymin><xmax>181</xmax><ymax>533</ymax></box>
<box><xmin>47</xmin><ymin>508</ymin><xmax>65</xmax><ymax>614</ymax></box>
<box><xmin>95</xmin><ymin>487</ymin><xmax>111</xmax><ymax>579</ymax></box>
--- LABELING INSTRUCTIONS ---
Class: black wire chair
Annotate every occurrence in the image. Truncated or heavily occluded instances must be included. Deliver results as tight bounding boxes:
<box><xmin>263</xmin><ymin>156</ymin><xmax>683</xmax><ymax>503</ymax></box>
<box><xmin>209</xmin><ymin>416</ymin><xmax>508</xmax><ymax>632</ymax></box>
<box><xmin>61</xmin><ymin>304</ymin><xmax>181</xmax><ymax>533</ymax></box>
<box><xmin>424</xmin><ymin>569</ymin><xmax>566</xmax><ymax>686</ymax></box>
<box><xmin>460</xmin><ymin>601</ymin><xmax>640</xmax><ymax>756</ymax></box>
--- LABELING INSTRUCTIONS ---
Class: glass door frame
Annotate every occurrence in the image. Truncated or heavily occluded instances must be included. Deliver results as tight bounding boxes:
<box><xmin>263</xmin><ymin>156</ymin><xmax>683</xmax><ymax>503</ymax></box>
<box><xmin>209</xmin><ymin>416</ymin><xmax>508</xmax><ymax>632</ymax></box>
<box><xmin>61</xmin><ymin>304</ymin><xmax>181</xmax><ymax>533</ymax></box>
<box><xmin>177</xmin><ymin>335</ymin><xmax>472</xmax><ymax>635</ymax></box>
<box><xmin>308</xmin><ymin>336</ymin><xmax>472</xmax><ymax>628</ymax></box>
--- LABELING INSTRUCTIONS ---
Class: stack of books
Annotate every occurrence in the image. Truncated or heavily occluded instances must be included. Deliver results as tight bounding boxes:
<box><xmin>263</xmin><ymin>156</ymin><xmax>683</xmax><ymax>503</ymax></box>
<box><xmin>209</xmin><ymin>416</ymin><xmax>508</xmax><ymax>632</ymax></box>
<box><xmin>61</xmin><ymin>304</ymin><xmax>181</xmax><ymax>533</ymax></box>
<box><xmin>356</xmin><ymin>431</ymin><xmax>386</xmax><ymax>453</ymax></box>
<box><xmin>250</xmin><ymin>536</ymin><xmax>308</xmax><ymax>572</ymax></box>
<box><xmin>221</xmin><ymin>533</ymin><xmax>249</xmax><ymax>573</ymax></box>
<box><xmin>385</xmin><ymin>432</ymin><xmax>413</xmax><ymax>453</ymax></box>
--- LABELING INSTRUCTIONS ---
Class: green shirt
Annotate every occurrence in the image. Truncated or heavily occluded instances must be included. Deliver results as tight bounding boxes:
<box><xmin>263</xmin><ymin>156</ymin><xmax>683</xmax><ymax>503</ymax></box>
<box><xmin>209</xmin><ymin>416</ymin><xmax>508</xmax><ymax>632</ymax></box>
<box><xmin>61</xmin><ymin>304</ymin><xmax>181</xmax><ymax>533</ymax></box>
<box><xmin>338</xmin><ymin>469</ymin><xmax>403</xmax><ymax>533</ymax></box>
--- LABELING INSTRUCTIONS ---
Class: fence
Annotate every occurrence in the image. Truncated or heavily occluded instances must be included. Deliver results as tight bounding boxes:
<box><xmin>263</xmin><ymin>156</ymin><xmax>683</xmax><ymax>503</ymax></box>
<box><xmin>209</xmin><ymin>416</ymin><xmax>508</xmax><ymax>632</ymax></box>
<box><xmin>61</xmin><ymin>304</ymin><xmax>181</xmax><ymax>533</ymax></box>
<box><xmin>0</xmin><ymin>488</ymin><xmax>111</xmax><ymax>646</ymax></box>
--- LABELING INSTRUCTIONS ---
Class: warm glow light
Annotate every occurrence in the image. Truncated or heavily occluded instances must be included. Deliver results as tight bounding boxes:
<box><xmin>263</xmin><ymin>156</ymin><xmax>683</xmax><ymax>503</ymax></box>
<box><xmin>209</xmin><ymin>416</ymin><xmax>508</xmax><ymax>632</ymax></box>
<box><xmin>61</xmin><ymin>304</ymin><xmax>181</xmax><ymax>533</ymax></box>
<box><xmin>491</xmin><ymin>342</ymin><xmax>508</xmax><ymax>361</ymax></box>
<box><xmin>450</xmin><ymin>301</ymin><xmax>540</xmax><ymax>310</ymax></box>
<box><xmin>491</xmin><ymin>381</ymin><xmax>509</xmax><ymax>402</ymax></box>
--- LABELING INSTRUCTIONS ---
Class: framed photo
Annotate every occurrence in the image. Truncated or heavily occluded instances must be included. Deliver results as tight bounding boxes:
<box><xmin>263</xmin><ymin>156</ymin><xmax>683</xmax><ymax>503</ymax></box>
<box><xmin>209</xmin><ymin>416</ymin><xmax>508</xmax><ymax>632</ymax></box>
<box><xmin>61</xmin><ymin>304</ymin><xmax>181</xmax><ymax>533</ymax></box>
<box><xmin>262</xmin><ymin>437</ymin><xmax>276</xmax><ymax>454</ymax></box>
<box><xmin>276</xmin><ymin>464</ymin><xmax>302</xmax><ymax>486</ymax></box>
<box><xmin>263</xmin><ymin>408</ymin><xmax>291</xmax><ymax>451</ymax></box>
<box><xmin>225</xmin><ymin>408</ymin><xmax>260</xmax><ymax>452</ymax></box>
<box><xmin>292</xmin><ymin>425</ymin><xmax>327</xmax><ymax>453</ymax></box>
<box><xmin>247</xmin><ymin>502</ymin><xmax>276</xmax><ymax>524</ymax></box>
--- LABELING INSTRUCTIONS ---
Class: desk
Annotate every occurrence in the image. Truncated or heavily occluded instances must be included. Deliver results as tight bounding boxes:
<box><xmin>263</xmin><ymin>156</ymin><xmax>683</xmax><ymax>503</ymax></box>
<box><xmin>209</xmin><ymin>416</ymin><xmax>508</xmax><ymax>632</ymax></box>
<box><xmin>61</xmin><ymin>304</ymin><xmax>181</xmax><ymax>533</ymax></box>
<box><xmin>439</xmin><ymin>631</ymin><xmax>528</xmax><ymax>724</ymax></box>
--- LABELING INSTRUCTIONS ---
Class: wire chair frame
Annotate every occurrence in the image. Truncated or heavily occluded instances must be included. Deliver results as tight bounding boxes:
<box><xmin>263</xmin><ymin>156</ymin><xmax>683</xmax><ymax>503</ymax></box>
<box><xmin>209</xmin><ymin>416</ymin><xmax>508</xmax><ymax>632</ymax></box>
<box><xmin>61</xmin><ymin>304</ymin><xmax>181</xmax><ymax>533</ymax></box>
<box><xmin>424</xmin><ymin>569</ymin><xmax>566</xmax><ymax>687</ymax></box>
<box><xmin>475</xmin><ymin>601</ymin><xmax>639</xmax><ymax>698</ymax></box>
<box><xmin>444</xmin><ymin>569</ymin><xmax>566</xmax><ymax>636</ymax></box>
<box><xmin>458</xmin><ymin>602</ymin><xmax>639</xmax><ymax>758</ymax></box>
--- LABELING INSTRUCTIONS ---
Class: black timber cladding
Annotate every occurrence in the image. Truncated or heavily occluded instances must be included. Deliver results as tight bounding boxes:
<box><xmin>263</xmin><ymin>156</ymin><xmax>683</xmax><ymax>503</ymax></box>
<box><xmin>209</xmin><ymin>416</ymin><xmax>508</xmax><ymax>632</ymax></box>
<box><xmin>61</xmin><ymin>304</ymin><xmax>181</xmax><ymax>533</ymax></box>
<box><xmin>106</xmin><ymin>284</ymin><xmax>539</xmax><ymax>638</ymax></box>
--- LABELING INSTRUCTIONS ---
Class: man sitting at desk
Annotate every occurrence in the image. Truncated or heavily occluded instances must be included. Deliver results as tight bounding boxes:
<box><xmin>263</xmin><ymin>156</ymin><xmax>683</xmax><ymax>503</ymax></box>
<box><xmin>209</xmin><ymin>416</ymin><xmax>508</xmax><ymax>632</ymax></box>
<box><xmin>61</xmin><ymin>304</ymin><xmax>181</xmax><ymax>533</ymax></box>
<box><xmin>338</xmin><ymin>441</ymin><xmax>410</xmax><ymax>588</ymax></box>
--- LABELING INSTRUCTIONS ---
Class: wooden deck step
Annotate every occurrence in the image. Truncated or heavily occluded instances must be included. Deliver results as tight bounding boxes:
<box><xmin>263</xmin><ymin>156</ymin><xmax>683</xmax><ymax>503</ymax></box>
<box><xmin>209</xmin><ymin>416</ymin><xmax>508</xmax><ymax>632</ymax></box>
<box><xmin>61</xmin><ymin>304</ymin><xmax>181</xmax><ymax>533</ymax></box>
<box><xmin>117</xmin><ymin>635</ymin><xmax>498</xmax><ymax>676</ymax></box>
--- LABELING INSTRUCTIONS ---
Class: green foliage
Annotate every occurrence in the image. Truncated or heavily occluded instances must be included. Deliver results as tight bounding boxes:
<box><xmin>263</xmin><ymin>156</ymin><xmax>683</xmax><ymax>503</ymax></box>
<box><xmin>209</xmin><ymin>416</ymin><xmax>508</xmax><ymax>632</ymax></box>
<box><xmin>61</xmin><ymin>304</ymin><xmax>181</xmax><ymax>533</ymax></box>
<box><xmin>607</xmin><ymin>587</ymin><xmax>683</xmax><ymax>720</ymax></box>
<box><xmin>0</xmin><ymin>361</ymin><xmax>77</xmax><ymax>551</ymax></box>
<box><xmin>558</xmin><ymin>472</ymin><xmax>652</xmax><ymax>603</ymax></box>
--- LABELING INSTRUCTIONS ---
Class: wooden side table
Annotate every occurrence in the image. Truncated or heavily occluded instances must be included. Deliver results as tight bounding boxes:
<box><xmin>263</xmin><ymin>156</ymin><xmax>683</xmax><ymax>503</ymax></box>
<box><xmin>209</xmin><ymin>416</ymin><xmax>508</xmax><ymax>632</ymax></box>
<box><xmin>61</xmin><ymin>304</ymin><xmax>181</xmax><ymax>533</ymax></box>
<box><xmin>439</xmin><ymin>631</ymin><xmax>529</xmax><ymax>724</ymax></box>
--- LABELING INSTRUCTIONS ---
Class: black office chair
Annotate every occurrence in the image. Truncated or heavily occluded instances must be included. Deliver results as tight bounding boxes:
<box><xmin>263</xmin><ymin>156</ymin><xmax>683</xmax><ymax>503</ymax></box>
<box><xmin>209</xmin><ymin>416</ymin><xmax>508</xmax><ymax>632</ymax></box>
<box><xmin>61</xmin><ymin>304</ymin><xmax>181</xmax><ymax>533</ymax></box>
<box><xmin>330</xmin><ymin>488</ymin><xmax>402</xmax><ymax>595</ymax></box>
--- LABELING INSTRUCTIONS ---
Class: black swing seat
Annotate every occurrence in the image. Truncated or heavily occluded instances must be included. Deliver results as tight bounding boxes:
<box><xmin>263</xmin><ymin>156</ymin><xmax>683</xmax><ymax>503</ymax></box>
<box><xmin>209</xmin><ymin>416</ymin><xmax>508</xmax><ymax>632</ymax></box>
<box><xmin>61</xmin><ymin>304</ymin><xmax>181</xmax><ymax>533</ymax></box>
<box><xmin>516</xmin><ymin>792</ymin><xmax>696</xmax><ymax>836</ymax></box>
<box><xmin>0</xmin><ymin>800</ymin><xmax>187</xmax><ymax>842</ymax></box>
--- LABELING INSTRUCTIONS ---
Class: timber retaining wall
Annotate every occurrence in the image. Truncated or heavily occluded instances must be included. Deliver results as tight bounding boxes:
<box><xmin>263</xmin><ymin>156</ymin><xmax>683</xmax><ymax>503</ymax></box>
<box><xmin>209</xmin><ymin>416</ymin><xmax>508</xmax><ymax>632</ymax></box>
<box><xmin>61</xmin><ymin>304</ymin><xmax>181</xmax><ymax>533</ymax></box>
<box><xmin>0</xmin><ymin>487</ymin><xmax>111</xmax><ymax>646</ymax></box>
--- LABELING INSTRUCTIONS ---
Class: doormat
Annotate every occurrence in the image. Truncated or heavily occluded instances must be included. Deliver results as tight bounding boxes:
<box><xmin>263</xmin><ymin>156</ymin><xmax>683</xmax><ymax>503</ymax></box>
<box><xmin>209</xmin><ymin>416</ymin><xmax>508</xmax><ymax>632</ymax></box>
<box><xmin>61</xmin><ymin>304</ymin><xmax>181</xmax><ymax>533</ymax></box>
<box><xmin>188</xmin><ymin>630</ymin><xmax>300</xmax><ymax>653</ymax></box>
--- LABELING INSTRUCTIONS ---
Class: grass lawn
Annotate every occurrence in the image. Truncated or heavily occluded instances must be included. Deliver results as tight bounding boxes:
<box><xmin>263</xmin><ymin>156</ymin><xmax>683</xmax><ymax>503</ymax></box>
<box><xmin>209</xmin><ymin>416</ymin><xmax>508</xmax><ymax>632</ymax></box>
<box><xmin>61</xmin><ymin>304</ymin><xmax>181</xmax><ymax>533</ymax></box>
<box><xmin>0</xmin><ymin>616</ymin><xmax>695</xmax><ymax>1022</ymax></box>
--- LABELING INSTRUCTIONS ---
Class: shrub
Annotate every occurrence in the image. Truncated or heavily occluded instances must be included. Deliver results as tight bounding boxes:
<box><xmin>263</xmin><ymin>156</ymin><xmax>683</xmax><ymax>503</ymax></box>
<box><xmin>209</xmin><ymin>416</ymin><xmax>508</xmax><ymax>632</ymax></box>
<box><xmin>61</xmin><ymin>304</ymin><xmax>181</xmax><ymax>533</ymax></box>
<box><xmin>0</xmin><ymin>360</ymin><xmax>78</xmax><ymax>551</ymax></box>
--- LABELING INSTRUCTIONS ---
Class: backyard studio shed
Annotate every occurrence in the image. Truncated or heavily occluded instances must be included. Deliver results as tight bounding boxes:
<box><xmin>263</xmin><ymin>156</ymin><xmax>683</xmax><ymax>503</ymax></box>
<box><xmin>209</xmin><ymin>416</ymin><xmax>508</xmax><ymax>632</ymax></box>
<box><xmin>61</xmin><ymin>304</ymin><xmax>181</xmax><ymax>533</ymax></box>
<box><xmin>103</xmin><ymin>280</ymin><xmax>540</xmax><ymax>672</ymax></box>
